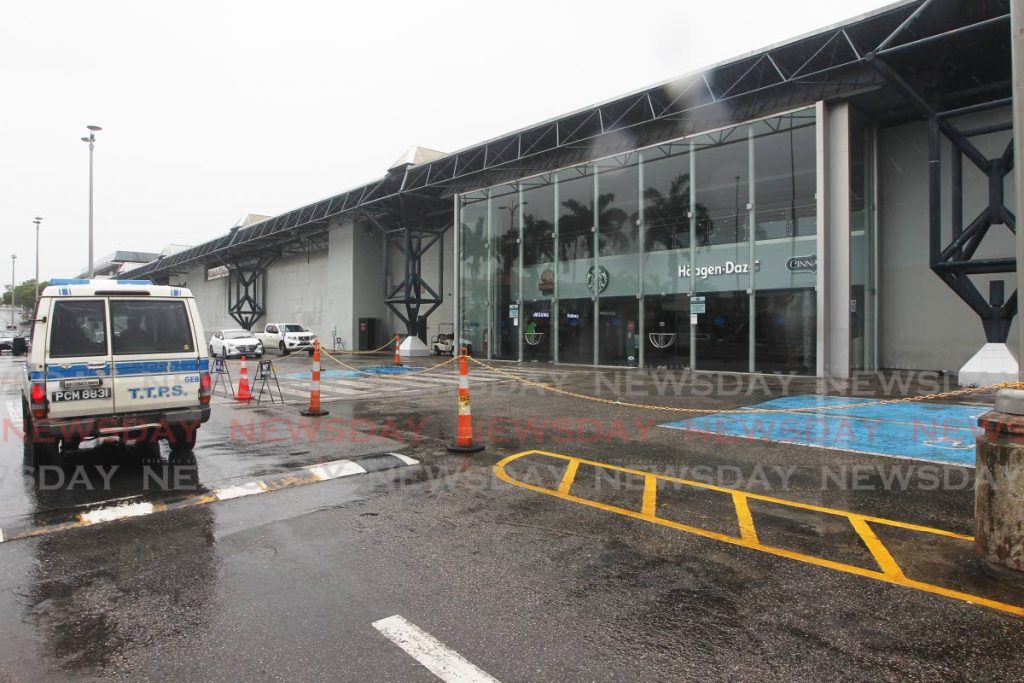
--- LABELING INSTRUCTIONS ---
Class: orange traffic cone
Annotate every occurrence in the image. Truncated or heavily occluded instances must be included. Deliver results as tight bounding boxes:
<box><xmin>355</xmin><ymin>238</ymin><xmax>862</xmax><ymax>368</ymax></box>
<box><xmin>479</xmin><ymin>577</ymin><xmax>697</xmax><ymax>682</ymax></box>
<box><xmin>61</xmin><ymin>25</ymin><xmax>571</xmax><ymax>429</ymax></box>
<box><xmin>394</xmin><ymin>334</ymin><xmax>402</xmax><ymax>366</ymax></box>
<box><xmin>300</xmin><ymin>340</ymin><xmax>329</xmax><ymax>417</ymax></box>
<box><xmin>236</xmin><ymin>355</ymin><xmax>252</xmax><ymax>403</ymax></box>
<box><xmin>447</xmin><ymin>347</ymin><xmax>484</xmax><ymax>453</ymax></box>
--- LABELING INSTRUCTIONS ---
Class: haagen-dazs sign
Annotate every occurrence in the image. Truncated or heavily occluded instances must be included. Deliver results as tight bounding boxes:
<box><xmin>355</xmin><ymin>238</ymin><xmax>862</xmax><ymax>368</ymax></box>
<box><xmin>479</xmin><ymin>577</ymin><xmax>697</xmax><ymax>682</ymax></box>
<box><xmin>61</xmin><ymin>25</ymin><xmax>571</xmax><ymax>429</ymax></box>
<box><xmin>785</xmin><ymin>254</ymin><xmax>817</xmax><ymax>273</ymax></box>
<box><xmin>677</xmin><ymin>261</ymin><xmax>750</xmax><ymax>280</ymax></box>
<box><xmin>675</xmin><ymin>254</ymin><xmax>818</xmax><ymax>280</ymax></box>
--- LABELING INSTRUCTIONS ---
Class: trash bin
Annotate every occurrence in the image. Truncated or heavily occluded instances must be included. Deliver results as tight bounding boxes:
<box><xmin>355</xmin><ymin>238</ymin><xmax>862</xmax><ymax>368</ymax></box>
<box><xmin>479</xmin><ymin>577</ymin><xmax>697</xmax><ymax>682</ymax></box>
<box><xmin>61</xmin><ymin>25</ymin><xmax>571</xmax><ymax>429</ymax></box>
<box><xmin>11</xmin><ymin>337</ymin><xmax>27</xmax><ymax>356</ymax></box>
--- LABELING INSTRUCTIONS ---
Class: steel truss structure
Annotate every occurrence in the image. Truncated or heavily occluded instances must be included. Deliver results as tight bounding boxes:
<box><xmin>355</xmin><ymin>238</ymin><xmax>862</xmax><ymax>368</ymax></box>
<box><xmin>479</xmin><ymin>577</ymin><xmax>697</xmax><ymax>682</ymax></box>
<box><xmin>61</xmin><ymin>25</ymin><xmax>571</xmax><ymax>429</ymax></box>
<box><xmin>864</xmin><ymin>0</ymin><xmax>1016</xmax><ymax>343</ymax></box>
<box><xmin>121</xmin><ymin>0</ymin><xmax>1014</xmax><ymax>337</ymax></box>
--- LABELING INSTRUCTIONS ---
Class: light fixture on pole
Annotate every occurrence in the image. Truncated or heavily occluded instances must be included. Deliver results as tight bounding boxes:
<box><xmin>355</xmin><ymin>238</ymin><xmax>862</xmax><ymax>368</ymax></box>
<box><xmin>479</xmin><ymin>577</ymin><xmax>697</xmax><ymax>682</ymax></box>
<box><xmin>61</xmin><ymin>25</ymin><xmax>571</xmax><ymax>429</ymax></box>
<box><xmin>33</xmin><ymin>216</ymin><xmax>42</xmax><ymax>301</ymax></box>
<box><xmin>9</xmin><ymin>254</ymin><xmax>16</xmax><ymax>329</ymax></box>
<box><xmin>81</xmin><ymin>125</ymin><xmax>102</xmax><ymax>279</ymax></box>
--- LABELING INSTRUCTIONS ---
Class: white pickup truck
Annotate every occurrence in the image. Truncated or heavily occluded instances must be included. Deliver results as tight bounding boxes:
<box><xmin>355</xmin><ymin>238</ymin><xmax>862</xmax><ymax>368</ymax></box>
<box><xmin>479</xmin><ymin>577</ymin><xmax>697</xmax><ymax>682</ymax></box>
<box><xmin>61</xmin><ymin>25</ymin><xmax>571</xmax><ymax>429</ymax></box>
<box><xmin>255</xmin><ymin>323</ymin><xmax>318</xmax><ymax>356</ymax></box>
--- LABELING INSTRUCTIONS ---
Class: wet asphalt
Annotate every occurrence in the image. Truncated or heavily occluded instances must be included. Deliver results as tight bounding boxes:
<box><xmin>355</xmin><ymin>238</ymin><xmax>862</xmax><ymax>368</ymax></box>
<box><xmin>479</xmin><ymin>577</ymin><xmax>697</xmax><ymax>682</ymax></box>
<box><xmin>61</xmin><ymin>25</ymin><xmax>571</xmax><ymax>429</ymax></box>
<box><xmin>1</xmin><ymin>353</ymin><xmax>1023</xmax><ymax>681</ymax></box>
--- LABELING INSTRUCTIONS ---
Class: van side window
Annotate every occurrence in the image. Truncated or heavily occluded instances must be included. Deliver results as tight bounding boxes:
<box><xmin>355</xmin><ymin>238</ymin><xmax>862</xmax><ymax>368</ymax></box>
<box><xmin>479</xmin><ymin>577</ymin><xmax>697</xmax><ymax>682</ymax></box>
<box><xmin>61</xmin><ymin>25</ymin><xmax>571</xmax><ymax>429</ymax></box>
<box><xmin>50</xmin><ymin>300</ymin><xmax>108</xmax><ymax>357</ymax></box>
<box><xmin>110</xmin><ymin>300</ymin><xmax>193</xmax><ymax>355</ymax></box>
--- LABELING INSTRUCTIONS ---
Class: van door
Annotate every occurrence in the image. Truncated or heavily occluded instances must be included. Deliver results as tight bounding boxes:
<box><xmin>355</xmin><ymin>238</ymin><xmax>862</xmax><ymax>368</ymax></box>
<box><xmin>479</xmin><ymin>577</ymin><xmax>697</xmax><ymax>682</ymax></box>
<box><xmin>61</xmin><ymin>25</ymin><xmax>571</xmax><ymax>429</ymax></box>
<box><xmin>109</xmin><ymin>298</ymin><xmax>202</xmax><ymax>415</ymax></box>
<box><xmin>45</xmin><ymin>298</ymin><xmax>115</xmax><ymax>420</ymax></box>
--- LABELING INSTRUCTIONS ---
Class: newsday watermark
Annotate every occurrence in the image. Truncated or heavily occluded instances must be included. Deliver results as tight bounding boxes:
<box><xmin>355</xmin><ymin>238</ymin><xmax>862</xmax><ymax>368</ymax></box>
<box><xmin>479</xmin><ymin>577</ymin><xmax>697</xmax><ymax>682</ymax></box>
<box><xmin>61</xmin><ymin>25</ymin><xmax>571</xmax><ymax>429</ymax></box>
<box><xmin>14</xmin><ymin>461</ymin><xmax>1022</xmax><ymax>495</ymax></box>
<box><xmin>3</xmin><ymin>414</ymin><xmax>975</xmax><ymax>451</ymax></box>
<box><xmin>468</xmin><ymin>368</ymin><xmax>967</xmax><ymax>399</ymax></box>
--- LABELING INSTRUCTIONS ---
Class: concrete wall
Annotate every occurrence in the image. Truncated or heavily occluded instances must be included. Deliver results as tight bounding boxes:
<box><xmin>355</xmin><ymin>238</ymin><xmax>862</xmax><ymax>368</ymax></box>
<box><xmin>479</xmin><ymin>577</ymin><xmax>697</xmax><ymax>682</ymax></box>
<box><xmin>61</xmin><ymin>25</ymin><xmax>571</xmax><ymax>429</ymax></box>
<box><xmin>264</xmin><ymin>250</ymin><xmax>330</xmax><ymax>344</ymax></box>
<box><xmin>878</xmin><ymin>107</ymin><xmax>1017</xmax><ymax>373</ymax></box>
<box><xmin>172</xmin><ymin>220</ymin><xmax>453</xmax><ymax>353</ymax></box>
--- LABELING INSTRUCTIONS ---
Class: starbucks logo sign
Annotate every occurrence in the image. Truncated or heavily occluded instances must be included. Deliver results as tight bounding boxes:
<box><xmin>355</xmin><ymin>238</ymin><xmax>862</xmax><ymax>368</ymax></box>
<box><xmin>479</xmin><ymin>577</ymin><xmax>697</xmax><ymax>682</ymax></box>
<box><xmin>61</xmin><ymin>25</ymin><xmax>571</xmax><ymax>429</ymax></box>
<box><xmin>586</xmin><ymin>265</ymin><xmax>610</xmax><ymax>294</ymax></box>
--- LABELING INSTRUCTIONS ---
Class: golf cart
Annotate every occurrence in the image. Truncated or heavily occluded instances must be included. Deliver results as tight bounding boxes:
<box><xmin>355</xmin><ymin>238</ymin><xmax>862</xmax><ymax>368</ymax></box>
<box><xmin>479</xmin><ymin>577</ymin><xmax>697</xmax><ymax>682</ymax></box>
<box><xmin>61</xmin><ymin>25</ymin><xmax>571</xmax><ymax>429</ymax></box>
<box><xmin>431</xmin><ymin>323</ymin><xmax>473</xmax><ymax>356</ymax></box>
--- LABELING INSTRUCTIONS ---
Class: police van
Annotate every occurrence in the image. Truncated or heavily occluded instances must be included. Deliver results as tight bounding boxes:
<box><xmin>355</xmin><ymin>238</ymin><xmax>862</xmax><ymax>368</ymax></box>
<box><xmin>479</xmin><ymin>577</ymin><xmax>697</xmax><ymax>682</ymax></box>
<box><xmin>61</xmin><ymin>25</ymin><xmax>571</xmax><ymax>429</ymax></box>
<box><xmin>20</xmin><ymin>279</ymin><xmax>212</xmax><ymax>467</ymax></box>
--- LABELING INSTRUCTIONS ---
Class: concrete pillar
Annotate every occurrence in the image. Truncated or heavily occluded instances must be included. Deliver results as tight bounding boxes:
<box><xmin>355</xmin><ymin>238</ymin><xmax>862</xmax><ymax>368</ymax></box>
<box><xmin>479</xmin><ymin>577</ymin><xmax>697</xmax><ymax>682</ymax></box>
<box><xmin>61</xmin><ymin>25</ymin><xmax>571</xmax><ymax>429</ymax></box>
<box><xmin>816</xmin><ymin>101</ymin><xmax>852</xmax><ymax>378</ymax></box>
<box><xmin>975</xmin><ymin>389</ymin><xmax>1024</xmax><ymax>570</ymax></box>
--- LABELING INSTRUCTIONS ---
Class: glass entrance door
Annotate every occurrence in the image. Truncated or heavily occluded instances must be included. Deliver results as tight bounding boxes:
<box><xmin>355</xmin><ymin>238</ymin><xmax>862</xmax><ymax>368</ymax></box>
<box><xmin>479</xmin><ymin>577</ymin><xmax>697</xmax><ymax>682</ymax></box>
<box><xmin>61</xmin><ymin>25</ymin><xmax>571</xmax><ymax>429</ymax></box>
<box><xmin>692</xmin><ymin>128</ymin><xmax>752</xmax><ymax>372</ymax></box>
<box><xmin>557</xmin><ymin>298</ymin><xmax>593</xmax><ymax>364</ymax></box>
<box><xmin>523</xmin><ymin>299</ymin><xmax>552</xmax><ymax>362</ymax></box>
<box><xmin>643</xmin><ymin>294</ymin><xmax>690</xmax><ymax>368</ymax></box>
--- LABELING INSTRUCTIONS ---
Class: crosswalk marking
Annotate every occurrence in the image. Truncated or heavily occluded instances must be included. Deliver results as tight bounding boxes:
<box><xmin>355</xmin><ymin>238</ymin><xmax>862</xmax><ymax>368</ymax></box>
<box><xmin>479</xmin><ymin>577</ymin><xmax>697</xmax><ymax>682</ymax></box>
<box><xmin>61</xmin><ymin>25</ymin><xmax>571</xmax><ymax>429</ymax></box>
<box><xmin>210</xmin><ymin>362</ymin><xmax>576</xmax><ymax>405</ymax></box>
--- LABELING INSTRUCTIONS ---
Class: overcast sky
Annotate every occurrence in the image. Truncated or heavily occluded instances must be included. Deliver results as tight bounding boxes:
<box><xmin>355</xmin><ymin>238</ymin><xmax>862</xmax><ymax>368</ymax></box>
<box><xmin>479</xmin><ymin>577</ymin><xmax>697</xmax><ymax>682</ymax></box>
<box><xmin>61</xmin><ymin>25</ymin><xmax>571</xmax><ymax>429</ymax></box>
<box><xmin>0</xmin><ymin>0</ymin><xmax>897</xmax><ymax>282</ymax></box>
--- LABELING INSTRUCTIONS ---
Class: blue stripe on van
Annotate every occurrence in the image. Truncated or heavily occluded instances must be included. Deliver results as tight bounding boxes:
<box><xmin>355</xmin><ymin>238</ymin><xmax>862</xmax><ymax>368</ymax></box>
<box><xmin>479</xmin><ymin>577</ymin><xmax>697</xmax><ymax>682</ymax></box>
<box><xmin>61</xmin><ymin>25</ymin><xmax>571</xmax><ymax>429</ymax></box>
<box><xmin>45</xmin><ymin>363</ymin><xmax>111</xmax><ymax>379</ymax></box>
<box><xmin>114</xmin><ymin>361</ymin><xmax>170</xmax><ymax>375</ymax></box>
<box><xmin>43</xmin><ymin>359</ymin><xmax>203</xmax><ymax>380</ymax></box>
<box><xmin>114</xmin><ymin>359</ymin><xmax>203</xmax><ymax>376</ymax></box>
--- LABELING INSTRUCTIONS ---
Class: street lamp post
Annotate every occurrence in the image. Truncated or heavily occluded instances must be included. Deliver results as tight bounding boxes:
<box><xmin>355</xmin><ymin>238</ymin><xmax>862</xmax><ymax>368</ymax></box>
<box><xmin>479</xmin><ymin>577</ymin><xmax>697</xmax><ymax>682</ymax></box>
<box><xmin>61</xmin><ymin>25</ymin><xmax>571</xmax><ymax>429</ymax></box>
<box><xmin>81</xmin><ymin>125</ymin><xmax>102</xmax><ymax>279</ymax></box>
<box><xmin>9</xmin><ymin>254</ymin><xmax>16</xmax><ymax>329</ymax></box>
<box><xmin>33</xmin><ymin>216</ymin><xmax>42</xmax><ymax>301</ymax></box>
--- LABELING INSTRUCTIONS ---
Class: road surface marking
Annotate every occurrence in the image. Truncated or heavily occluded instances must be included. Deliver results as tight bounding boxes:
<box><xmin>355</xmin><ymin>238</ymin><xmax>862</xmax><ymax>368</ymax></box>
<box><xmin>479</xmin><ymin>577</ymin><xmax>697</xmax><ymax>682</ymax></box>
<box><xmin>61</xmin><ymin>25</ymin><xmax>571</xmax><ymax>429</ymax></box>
<box><xmin>214</xmin><ymin>481</ymin><xmax>267</xmax><ymax>500</ymax></box>
<box><xmin>307</xmin><ymin>459</ymin><xmax>366</xmax><ymax>480</ymax></box>
<box><xmin>2</xmin><ymin>454</ymin><xmax>417</xmax><ymax>543</ymax></box>
<box><xmin>80</xmin><ymin>502</ymin><xmax>156</xmax><ymax>524</ymax></box>
<box><xmin>6</xmin><ymin>400</ymin><xmax>19</xmax><ymax>421</ymax></box>
<box><xmin>372</xmin><ymin>615</ymin><xmax>500</xmax><ymax>683</ymax></box>
<box><xmin>495</xmin><ymin>449</ymin><xmax>1024</xmax><ymax>618</ymax></box>
<box><xmin>388</xmin><ymin>452</ymin><xmax>419</xmax><ymax>466</ymax></box>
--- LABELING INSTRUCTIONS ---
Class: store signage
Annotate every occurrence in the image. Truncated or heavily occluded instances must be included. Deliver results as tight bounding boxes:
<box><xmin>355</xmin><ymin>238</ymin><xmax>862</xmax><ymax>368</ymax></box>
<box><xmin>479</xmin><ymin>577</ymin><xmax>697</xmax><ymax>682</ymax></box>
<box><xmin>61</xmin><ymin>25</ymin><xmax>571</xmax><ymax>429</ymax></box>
<box><xmin>586</xmin><ymin>265</ymin><xmax>610</xmax><ymax>293</ymax></box>
<box><xmin>207</xmin><ymin>265</ymin><xmax>229</xmax><ymax>281</ymax></box>
<box><xmin>786</xmin><ymin>255</ymin><xmax>817</xmax><ymax>273</ymax></box>
<box><xmin>538</xmin><ymin>268</ymin><xmax>555</xmax><ymax>295</ymax></box>
<box><xmin>677</xmin><ymin>261</ymin><xmax>750</xmax><ymax>279</ymax></box>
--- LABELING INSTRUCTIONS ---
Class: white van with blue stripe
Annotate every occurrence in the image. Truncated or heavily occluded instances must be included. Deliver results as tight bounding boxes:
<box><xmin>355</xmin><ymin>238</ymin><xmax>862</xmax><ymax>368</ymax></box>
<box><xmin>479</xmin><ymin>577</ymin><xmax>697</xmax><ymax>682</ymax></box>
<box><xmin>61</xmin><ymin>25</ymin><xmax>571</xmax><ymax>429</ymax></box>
<box><xmin>20</xmin><ymin>279</ymin><xmax>212</xmax><ymax>467</ymax></box>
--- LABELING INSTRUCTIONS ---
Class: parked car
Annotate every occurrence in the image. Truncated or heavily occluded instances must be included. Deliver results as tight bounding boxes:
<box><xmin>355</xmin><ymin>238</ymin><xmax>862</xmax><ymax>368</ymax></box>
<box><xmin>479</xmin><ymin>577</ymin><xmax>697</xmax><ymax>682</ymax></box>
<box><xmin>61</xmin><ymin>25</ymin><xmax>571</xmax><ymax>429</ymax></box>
<box><xmin>209</xmin><ymin>328</ymin><xmax>264</xmax><ymax>358</ymax></box>
<box><xmin>254</xmin><ymin>323</ymin><xmax>317</xmax><ymax>356</ymax></box>
<box><xmin>20</xmin><ymin>278</ymin><xmax>212</xmax><ymax>467</ymax></box>
<box><xmin>0</xmin><ymin>331</ymin><xmax>14</xmax><ymax>351</ymax></box>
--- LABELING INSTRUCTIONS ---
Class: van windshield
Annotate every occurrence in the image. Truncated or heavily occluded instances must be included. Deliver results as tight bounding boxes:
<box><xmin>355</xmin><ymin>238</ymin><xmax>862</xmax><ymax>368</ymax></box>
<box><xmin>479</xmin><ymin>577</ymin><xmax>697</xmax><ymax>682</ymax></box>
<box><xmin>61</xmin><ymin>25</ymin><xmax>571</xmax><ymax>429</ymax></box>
<box><xmin>111</xmin><ymin>300</ymin><xmax>194</xmax><ymax>355</ymax></box>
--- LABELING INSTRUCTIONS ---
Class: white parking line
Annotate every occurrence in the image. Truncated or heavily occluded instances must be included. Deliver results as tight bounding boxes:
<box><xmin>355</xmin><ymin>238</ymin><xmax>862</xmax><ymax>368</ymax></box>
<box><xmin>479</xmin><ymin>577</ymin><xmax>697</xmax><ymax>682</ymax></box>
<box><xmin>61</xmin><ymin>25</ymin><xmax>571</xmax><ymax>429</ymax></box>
<box><xmin>388</xmin><ymin>453</ymin><xmax>419</xmax><ymax>466</ymax></box>
<box><xmin>214</xmin><ymin>481</ymin><xmax>267</xmax><ymax>500</ymax></box>
<box><xmin>307</xmin><ymin>459</ymin><xmax>366</xmax><ymax>480</ymax></box>
<box><xmin>80</xmin><ymin>502</ymin><xmax>156</xmax><ymax>525</ymax></box>
<box><xmin>372</xmin><ymin>615</ymin><xmax>500</xmax><ymax>683</ymax></box>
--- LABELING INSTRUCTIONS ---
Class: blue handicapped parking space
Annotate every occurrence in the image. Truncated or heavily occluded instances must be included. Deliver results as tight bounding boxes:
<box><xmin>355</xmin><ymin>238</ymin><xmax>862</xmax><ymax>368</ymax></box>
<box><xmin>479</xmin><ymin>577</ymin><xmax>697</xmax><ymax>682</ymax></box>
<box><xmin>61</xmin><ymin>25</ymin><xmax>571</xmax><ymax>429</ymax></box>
<box><xmin>660</xmin><ymin>395</ymin><xmax>988</xmax><ymax>465</ymax></box>
<box><xmin>282</xmin><ymin>366</ymin><xmax>418</xmax><ymax>380</ymax></box>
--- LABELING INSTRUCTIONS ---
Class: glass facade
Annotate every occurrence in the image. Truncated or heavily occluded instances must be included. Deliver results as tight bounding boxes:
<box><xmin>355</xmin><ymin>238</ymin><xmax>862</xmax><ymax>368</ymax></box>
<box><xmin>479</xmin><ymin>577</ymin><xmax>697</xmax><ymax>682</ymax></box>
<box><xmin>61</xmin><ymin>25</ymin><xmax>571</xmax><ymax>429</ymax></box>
<box><xmin>459</xmin><ymin>107</ymin><xmax>820</xmax><ymax>372</ymax></box>
<box><xmin>850</xmin><ymin>114</ymin><xmax>878</xmax><ymax>371</ymax></box>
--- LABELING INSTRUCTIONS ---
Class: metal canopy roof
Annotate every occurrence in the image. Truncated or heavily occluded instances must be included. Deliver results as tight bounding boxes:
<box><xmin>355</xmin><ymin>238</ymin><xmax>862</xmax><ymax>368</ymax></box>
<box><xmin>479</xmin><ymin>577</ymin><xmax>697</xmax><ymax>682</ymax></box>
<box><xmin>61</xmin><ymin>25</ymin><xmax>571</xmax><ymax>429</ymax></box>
<box><xmin>121</xmin><ymin>0</ymin><xmax>1011</xmax><ymax>281</ymax></box>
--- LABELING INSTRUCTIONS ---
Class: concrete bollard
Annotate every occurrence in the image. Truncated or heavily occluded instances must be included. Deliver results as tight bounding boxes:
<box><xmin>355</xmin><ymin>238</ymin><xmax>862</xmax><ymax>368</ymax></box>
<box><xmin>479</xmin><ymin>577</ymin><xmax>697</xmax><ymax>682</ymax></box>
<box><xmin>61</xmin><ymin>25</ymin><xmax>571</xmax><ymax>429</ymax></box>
<box><xmin>975</xmin><ymin>389</ymin><xmax>1024</xmax><ymax>571</ymax></box>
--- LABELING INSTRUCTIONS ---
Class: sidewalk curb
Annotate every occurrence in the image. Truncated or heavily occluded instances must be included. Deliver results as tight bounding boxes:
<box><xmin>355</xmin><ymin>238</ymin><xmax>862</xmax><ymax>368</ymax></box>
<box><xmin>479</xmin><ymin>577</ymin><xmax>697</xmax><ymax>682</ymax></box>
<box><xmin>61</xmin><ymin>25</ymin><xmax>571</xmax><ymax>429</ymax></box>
<box><xmin>0</xmin><ymin>452</ymin><xmax>419</xmax><ymax>544</ymax></box>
